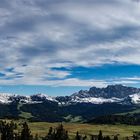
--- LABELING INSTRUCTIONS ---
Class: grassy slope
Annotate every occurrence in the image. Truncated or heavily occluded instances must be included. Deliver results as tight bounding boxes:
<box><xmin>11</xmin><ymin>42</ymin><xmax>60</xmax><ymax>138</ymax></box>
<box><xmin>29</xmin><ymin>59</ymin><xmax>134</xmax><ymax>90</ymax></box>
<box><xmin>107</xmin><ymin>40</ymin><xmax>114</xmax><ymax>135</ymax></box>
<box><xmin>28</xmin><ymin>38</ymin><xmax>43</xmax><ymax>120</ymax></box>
<box><xmin>28</xmin><ymin>122</ymin><xmax>140</xmax><ymax>139</ymax></box>
<box><xmin>17</xmin><ymin>103</ymin><xmax>33</xmax><ymax>119</ymax></box>
<box><xmin>118</xmin><ymin>108</ymin><xmax>140</xmax><ymax>115</ymax></box>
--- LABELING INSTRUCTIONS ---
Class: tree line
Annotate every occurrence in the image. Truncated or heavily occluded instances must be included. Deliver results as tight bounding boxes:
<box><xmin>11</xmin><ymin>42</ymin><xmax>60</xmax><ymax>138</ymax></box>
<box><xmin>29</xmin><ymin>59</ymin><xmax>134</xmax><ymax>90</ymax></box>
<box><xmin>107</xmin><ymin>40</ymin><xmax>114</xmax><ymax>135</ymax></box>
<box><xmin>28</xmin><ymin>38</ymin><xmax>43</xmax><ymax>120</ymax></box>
<box><xmin>0</xmin><ymin>121</ymin><xmax>139</xmax><ymax>140</ymax></box>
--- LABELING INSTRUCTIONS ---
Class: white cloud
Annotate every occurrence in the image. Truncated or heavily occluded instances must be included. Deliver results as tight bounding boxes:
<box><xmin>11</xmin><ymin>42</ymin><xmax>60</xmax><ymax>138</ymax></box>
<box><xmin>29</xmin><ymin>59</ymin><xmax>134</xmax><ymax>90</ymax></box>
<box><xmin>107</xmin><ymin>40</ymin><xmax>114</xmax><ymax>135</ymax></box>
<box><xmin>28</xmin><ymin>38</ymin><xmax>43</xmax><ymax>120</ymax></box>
<box><xmin>0</xmin><ymin>0</ymin><xmax>140</xmax><ymax>85</ymax></box>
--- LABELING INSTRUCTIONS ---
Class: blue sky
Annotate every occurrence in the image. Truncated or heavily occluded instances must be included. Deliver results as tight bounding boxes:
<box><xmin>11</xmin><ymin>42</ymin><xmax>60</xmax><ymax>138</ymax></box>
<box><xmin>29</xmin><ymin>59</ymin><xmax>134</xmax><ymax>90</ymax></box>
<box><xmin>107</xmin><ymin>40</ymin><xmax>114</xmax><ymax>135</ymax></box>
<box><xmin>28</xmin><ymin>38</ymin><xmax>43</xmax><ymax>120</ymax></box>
<box><xmin>0</xmin><ymin>0</ymin><xmax>140</xmax><ymax>96</ymax></box>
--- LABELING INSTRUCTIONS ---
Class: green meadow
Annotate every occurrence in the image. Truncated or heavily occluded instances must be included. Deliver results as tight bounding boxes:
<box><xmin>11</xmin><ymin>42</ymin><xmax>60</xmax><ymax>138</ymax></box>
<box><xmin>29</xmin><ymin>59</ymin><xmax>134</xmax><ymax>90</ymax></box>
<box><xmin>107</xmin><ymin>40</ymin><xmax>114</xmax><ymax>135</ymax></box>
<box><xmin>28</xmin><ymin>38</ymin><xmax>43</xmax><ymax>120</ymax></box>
<box><xmin>26</xmin><ymin>122</ymin><xmax>140</xmax><ymax>139</ymax></box>
<box><xmin>2</xmin><ymin>119</ymin><xmax>140</xmax><ymax>139</ymax></box>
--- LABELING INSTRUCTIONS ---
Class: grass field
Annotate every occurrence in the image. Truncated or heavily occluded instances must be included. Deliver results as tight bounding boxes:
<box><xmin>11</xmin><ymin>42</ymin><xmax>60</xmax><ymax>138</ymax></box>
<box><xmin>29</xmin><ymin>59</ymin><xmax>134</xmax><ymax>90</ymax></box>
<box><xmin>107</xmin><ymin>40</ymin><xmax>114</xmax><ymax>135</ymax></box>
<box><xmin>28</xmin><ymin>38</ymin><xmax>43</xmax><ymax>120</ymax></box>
<box><xmin>25</xmin><ymin>122</ymin><xmax>140</xmax><ymax>139</ymax></box>
<box><xmin>3</xmin><ymin>119</ymin><xmax>140</xmax><ymax>139</ymax></box>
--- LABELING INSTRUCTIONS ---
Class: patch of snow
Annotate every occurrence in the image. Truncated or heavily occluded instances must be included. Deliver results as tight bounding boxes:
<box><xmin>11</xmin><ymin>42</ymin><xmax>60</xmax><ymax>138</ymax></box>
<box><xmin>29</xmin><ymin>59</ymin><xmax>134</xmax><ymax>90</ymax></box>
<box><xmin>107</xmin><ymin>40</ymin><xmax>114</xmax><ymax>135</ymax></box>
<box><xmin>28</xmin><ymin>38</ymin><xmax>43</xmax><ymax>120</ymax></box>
<box><xmin>70</xmin><ymin>97</ymin><xmax>123</xmax><ymax>104</ymax></box>
<box><xmin>0</xmin><ymin>93</ymin><xmax>12</xmax><ymax>103</ymax></box>
<box><xmin>129</xmin><ymin>93</ymin><xmax>140</xmax><ymax>104</ymax></box>
<box><xmin>36</xmin><ymin>93</ymin><xmax>56</xmax><ymax>101</ymax></box>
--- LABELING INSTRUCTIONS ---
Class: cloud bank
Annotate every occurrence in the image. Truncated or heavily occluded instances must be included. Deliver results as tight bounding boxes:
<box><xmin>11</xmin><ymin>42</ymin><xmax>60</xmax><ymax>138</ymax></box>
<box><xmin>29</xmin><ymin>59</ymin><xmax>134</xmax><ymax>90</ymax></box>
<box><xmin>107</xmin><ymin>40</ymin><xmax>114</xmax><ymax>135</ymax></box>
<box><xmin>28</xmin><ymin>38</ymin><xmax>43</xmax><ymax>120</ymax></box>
<box><xmin>0</xmin><ymin>0</ymin><xmax>140</xmax><ymax>86</ymax></box>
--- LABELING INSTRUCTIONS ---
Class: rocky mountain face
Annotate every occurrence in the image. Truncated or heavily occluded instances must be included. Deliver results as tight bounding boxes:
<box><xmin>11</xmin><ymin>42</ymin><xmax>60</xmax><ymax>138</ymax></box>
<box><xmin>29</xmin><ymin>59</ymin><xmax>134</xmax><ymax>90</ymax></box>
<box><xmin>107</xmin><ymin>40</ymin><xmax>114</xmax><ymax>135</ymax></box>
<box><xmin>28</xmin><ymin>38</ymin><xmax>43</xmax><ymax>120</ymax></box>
<box><xmin>61</xmin><ymin>84</ymin><xmax>140</xmax><ymax>105</ymax></box>
<box><xmin>72</xmin><ymin>84</ymin><xmax>140</xmax><ymax>98</ymax></box>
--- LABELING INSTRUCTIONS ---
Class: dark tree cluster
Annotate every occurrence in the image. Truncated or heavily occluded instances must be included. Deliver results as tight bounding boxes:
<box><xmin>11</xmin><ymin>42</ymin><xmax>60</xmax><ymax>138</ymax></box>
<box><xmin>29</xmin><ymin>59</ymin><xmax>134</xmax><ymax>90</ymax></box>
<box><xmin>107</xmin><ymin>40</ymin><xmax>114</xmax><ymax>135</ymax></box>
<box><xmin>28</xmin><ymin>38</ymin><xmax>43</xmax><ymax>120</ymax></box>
<box><xmin>133</xmin><ymin>131</ymin><xmax>140</xmax><ymax>140</ymax></box>
<box><xmin>43</xmin><ymin>124</ymin><xmax>69</xmax><ymax>140</ymax></box>
<box><xmin>0</xmin><ymin>121</ymin><xmax>33</xmax><ymax>140</ymax></box>
<box><xmin>42</xmin><ymin>126</ymin><xmax>119</xmax><ymax>140</ymax></box>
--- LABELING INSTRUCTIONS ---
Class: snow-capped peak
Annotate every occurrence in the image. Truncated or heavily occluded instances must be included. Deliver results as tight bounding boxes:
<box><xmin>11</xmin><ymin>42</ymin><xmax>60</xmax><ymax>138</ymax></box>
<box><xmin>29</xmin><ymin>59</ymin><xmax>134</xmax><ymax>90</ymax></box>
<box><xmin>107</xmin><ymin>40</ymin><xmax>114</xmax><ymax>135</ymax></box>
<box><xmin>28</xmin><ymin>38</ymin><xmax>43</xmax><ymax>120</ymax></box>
<box><xmin>34</xmin><ymin>93</ymin><xmax>53</xmax><ymax>99</ymax></box>
<box><xmin>0</xmin><ymin>93</ymin><xmax>56</xmax><ymax>104</ymax></box>
<box><xmin>0</xmin><ymin>93</ymin><xmax>13</xmax><ymax>103</ymax></box>
<box><xmin>128</xmin><ymin>93</ymin><xmax>140</xmax><ymax>104</ymax></box>
<box><xmin>31</xmin><ymin>93</ymin><xmax>57</xmax><ymax>102</ymax></box>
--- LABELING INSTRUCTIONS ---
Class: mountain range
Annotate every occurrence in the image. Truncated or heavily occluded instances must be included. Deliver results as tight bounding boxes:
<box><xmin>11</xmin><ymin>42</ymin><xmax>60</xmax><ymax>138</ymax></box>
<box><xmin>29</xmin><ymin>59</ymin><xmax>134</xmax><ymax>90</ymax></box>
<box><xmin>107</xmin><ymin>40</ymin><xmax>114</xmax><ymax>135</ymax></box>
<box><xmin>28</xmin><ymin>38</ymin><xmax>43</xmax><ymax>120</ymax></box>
<box><xmin>0</xmin><ymin>84</ymin><xmax>140</xmax><ymax>123</ymax></box>
<box><xmin>0</xmin><ymin>84</ymin><xmax>140</xmax><ymax>105</ymax></box>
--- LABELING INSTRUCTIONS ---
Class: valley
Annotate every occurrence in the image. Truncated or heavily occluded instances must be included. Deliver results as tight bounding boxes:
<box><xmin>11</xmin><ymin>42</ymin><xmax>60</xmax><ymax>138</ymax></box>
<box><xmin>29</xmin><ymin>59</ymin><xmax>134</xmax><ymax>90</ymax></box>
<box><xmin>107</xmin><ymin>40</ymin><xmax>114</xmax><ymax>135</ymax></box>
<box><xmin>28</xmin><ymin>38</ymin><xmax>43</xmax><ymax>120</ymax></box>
<box><xmin>0</xmin><ymin>85</ymin><xmax>140</xmax><ymax>124</ymax></box>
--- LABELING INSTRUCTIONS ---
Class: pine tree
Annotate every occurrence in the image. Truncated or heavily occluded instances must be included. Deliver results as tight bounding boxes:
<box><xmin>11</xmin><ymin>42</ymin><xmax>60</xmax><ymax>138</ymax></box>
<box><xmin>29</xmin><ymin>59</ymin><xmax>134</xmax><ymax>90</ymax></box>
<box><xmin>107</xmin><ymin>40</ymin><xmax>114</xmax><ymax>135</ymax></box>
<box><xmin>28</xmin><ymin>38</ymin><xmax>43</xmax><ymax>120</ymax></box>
<box><xmin>0</xmin><ymin>121</ymin><xmax>15</xmax><ymax>140</ymax></box>
<box><xmin>21</xmin><ymin>122</ymin><xmax>33</xmax><ymax>140</ymax></box>
<box><xmin>6</xmin><ymin>123</ymin><xmax>14</xmax><ymax>140</ymax></box>
<box><xmin>55</xmin><ymin>124</ymin><xmax>69</xmax><ymax>140</ymax></box>
<box><xmin>34</xmin><ymin>134</ymin><xmax>39</xmax><ymax>140</ymax></box>
<box><xmin>103</xmin><ymin>136</ymin><xmax>111</xmax><ymax>140</ymax></box>
<box><xmin>48</xmin><ymin>127</ymin><xmax>53</xmax><ymax>136</ymax></box>
<box><xmin>43</xmin><ymin>127</ymin><xmax>54</xmax><ymax>140</ymax></box>
<box><xmin>91</xmin><ymin>135</ymin><xmax>94</xmax><ymax>140</ymax></box>
<box><xmin>83</xmin><ymin>135</ymin><xmax>87</xmax><ymax>140</ymax></box>
<box><xmin>98</xmin><ymin>130</ymin><xmax>103</xmax><ymax>140</ymax></box>
<box><xmin>113</xmin><ymin>135</ymin><xmax>118</xmax><ymax>140</ymax></box>
<box><xmin>43</xmin><ymin>124</ymin><xmax>69</xmax><ymax>140</ymax></box>
<box><xmin>75</xmin><ymin>131</ymin><xmax>81</xmax><ymax>140</ymax></box>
